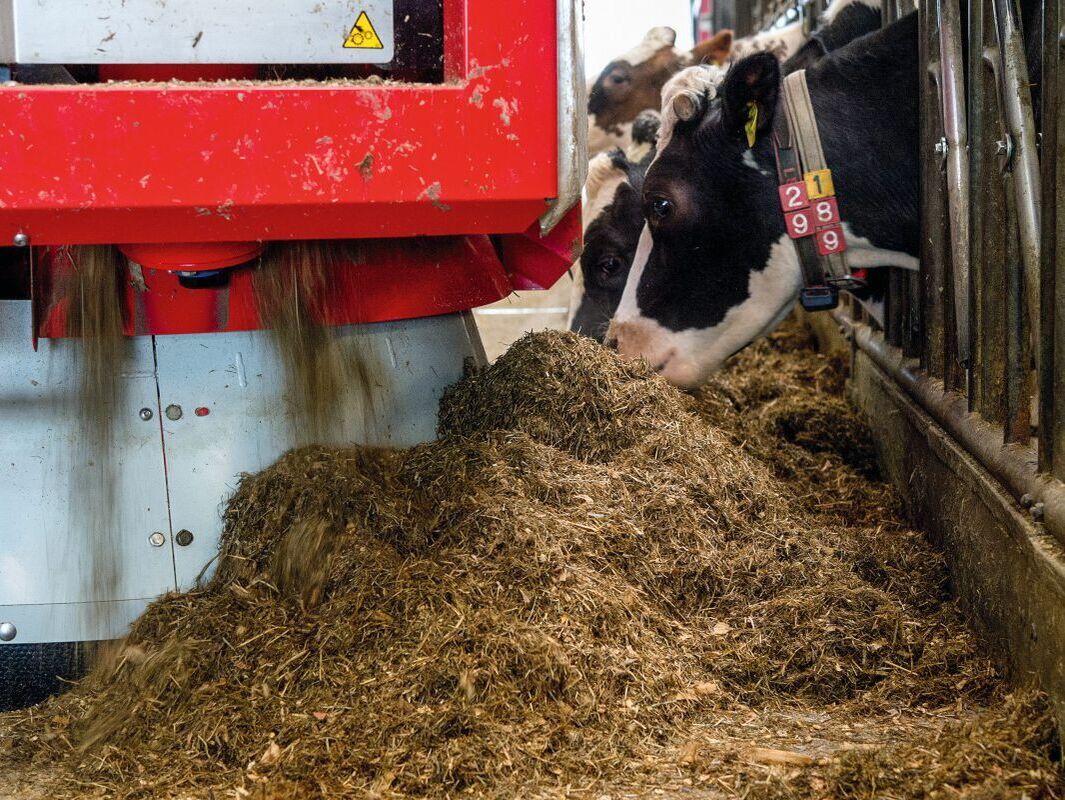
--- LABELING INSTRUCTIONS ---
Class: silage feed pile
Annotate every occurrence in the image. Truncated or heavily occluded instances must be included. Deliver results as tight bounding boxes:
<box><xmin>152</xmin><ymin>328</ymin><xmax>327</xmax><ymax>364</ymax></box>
<box><xmin>3</xmin><ymin>323</ymin><xmax>1062</xmax><ymax>799</ymax></box>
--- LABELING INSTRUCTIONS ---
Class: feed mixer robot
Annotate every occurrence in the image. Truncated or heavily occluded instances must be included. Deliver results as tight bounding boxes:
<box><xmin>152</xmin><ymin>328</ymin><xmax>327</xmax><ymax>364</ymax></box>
<box><xmin>0</xmin><ymin>0</ymin><xmax>585</xmax><ymax>706</ymax></box>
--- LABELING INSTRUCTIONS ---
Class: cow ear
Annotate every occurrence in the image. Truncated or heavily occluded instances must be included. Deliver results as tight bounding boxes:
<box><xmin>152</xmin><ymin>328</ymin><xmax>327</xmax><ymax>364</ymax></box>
<box><xmin>690</xmin><ymin>30</ymin><xmax>734</xmax><ymax>65</ymax></box>
<box><xmin>642</xmin><ymin>27</ymin><xmax>678</xmax><ymax>50</ymax></box>
<box><xmin>721</xmin><ymin>53</ymin><xmax>780</xmax><ymax>147</ymax></box>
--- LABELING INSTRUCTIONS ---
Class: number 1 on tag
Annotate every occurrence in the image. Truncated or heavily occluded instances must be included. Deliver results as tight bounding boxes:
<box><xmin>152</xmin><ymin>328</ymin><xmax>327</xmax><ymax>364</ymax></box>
<box><xmin>804</xmin><ymin>169</ymin><xmax>835</xmax><ymax>199</ymax></box>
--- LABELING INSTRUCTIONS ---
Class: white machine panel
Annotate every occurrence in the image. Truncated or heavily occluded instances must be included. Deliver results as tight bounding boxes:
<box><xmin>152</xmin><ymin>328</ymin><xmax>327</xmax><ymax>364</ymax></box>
<box><xmin>0</xmin><ymin>300</ymin><xmax>174</xmax><ymax>643</ymax></box>
<box><xmin>154</xmin><ymin>314</ymin><xmax>485</xmax><ymax>591</ymax></box>
<box><xmin>0</xmin><ymin>303</ymin><xmax>484</xmax><ymax>644</ymax></box>
<box><xmin>0</xmin><ymin>1</ymin><xmax>395</xmax><ymax>64</ymax></box>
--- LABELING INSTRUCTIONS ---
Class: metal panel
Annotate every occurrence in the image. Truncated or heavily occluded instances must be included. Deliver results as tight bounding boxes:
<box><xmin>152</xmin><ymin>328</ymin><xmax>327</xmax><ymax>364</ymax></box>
<box><xmin>540</xmin><ymin>0</ymin><xmax>587</xmax><ymax>235</ymax></box>
<box><xmin>0</xmin><ymin>300</ymin><xmax>174</xmax><ymax>644</ymax></box>
<box><xmin>0</xmin><ymin>0</ymin><xmax>395</xmax><ymax>64</ymax></box>
<box><xmin>153</xmin><ymin>313</ymin><xmax>484</xmax><ymax>590</ymax></box>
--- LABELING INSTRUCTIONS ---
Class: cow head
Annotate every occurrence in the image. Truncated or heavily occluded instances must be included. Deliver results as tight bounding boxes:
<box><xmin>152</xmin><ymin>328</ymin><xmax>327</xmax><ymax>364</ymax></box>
<box><xmin>611</xmin><ymin>54</ymin><xmax>802</xmax><ymax>388</ymax></box>
<box><xmin>569</xmin><ymin>126</ymin><xmax>657</xmax><ymax>341</ymax></box>
<box><xmin>588</xmin><ymin>27</ymin><xmax>733</xmax><ymax>155</ymax></box>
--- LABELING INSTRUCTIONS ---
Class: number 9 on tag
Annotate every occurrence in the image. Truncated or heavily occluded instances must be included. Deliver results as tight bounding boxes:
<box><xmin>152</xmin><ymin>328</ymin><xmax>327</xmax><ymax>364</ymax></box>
<box><xmin>815</xmin><ymin>224</ymin><xmax>847</xmax><ymax>255</ymax></box>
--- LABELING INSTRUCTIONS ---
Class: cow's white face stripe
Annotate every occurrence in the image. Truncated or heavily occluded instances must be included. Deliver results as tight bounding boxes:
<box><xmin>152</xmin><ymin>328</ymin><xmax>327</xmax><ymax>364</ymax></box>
<box><xmin>569</xmin><ymin>158</ymin><xmax>629</xmax><ymax>327</ymax></box>
<box><xmin>613</xmin><ymin>233</ymin><xmax>802</xmax><ymax>388</ymax></box>
<box><xmin>615</xmin><ymin>224</ymin><xmax>653</xmax><ymax>325</ymax></box>
<box><xmin>583</xmin><ymin>163</ymin><xmax>628</xmax><ymax>229</ymax></box>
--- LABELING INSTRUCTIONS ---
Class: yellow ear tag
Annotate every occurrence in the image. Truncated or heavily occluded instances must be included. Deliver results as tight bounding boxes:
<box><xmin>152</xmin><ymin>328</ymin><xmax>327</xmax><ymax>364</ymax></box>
<box><xmin>744</xmin><ymin>101</ymin><xmax>759</xmax><ymax>148</ymax></box>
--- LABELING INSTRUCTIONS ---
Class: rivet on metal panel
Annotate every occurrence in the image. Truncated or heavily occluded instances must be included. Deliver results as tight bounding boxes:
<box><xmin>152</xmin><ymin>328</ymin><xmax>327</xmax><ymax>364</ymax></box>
<box><xmin>139</xmin><ymin>407</ymin><xmax>154</xmax><ymax>421</ymax></box>
<box><xmin>12</xmin><ymin>233</ymin><xmax>28</xmax><ymax>247</ymax></box>
<box><xmin>0</xmin><ymin>622</ymin><xmax>16</xmax><ymax>641</ymax></box>
<box><xmin>175</xmin><ymin>529</ymin><xmax>194</xmax><ymax>547</ymax></box>
<box><xmin>148</xmin><ymin>532</ymin><xmax>166</xmax><ymax>547</ymax></box>
<box><xmin>165</xmin><ymin>404</ymin><xmax>183</xmax><ymax>421</ymax></box>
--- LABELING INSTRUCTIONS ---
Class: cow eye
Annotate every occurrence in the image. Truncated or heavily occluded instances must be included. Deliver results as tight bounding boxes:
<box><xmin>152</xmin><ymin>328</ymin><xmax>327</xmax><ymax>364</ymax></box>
<box><xmin>649</xmin><ymin>197</ymin><xmax>675</xmax><ymax>221</ymax></box>
<box><xmin>597</xmin><ymin>255</ymin><xmax>624</xmax><ymax>278</ymax></box>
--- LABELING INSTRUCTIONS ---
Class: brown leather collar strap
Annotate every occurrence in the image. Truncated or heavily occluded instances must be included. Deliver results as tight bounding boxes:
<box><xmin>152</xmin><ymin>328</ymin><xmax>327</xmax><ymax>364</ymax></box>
<box><xmin>769</xmin><ymin>69</ymin><xmax>864</xmax><ymax>312</ymax></box>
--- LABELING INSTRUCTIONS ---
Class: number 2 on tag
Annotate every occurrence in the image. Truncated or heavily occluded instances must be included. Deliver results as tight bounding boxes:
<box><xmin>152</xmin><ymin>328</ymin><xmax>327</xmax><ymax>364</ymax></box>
<box><xmin>778</xmin><ymin>181</ymin><xmax>809</xmax><ymax>211</ymax></box>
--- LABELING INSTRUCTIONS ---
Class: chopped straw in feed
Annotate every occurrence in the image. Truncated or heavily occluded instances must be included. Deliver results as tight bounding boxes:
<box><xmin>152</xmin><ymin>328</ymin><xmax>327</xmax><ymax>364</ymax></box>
<box><xmin>2</xmin><ymin>321</ymin><xmax>1061</xmax><ymax>799</ymax></box>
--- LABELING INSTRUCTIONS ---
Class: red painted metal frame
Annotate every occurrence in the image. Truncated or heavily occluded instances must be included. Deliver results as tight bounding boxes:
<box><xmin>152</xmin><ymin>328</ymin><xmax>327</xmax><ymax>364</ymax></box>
<box><xmin>0</xmin><ymin>0</ymin><xmax>559</xmax><ymax>246</ymax></box>
<box><xmin>35</xmin><ymin>205</ymin><xmax>582</xmax><ymax>338</ymax></box>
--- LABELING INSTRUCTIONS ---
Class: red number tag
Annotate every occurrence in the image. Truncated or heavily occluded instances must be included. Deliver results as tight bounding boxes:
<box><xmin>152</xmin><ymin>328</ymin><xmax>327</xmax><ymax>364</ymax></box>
<box><xmin>778</xmin><ymin>181</ymin><xmax>809</xmax><ymax>211</ymax></box>
<box><xmin>811</xmin><ymin>197</ymin><xmax>840</xmax><ymax>226</ymax></box>
<box><xmin>785</xmin><ymin>209</ymin><xmax>814</xmax><ymax>239</ymax></box>
<box><xmin>815</xmin><ymin>225</ymin><xmax>847</xmax><ymax>255</ymax></box>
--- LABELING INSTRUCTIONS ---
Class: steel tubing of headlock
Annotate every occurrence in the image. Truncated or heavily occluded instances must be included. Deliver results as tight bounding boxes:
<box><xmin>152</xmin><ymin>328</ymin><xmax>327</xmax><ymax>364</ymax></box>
<box><xmin>937</xmin><ymin>0</ymin><xmax>972</xmax><ymax>369</ymax></box>
<box><xmin>968</xmin><ymin>0</ymin><xmax>990</xmax><ymax>414</ymax></box>
<box><xmin>992</xmin><ymin>0</ymin><xmax>1043</xmax><ymax>357</ymax></box>
<box><xmin>921</xmin><ymin>11</ymin><xmax>949</xmax><ymax>381</ymax></box>
<box><xmin>1042</xmin><ymin>0</ymin><xmax>1065</xmax><ymax>475</ymax></box>
<box><xmin>974</xmin><ymin>42</ymin><xmax>1012</xmax><ymax>424</ymax></box>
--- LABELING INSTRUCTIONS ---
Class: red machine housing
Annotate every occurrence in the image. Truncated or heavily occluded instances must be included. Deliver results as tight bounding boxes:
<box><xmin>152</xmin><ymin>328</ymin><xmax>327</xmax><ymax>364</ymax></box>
<box><xmin>1</xmin><ymin>0</ymin><xmax>580</xmax><ymax>337</ymax></box>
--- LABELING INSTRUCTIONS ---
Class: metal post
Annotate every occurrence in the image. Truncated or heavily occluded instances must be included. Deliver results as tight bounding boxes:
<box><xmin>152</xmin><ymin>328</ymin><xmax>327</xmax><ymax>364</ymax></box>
<box><xmin>937</xmin><ymin>0</ymin><xmax>972</xmax><ymax>368</ymax></box>
<box><xmin>992</xmin><ymin>0</ymin><xmax>1043</xmax><ymax>354</ymax></box>
<box><xmin>921</xmin><ymin>29</ymin><xmax>948</xmax><ymax>377</ymax></box>
<box><xmin>973</xmin><ymin>44</ymin><xmax>1012</xmax><ymax>424</ymax></box>
<box><xmin>1046</xmin><ymin>0</ymin><xmax>1065</xmax><ymax>476</ymax></box>
<box><xmin>1005</xmin><ymin>186</ymin><xmax>1034</xmax><ymax>443</ymax></box>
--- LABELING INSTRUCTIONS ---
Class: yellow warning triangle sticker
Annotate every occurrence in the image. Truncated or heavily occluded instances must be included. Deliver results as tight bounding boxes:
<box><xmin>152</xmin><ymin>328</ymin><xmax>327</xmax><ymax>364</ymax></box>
<box><xmin>343</xmin><ymin>11</ymin><xmax>384</xmax><ymax>49</ymax></box>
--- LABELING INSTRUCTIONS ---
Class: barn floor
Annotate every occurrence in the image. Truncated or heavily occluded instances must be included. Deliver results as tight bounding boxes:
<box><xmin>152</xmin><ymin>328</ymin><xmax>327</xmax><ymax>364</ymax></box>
<box><xmin>0</xmin><ymin>316</ymin><xmax>1060</xmax><ymax>799</ymax></box>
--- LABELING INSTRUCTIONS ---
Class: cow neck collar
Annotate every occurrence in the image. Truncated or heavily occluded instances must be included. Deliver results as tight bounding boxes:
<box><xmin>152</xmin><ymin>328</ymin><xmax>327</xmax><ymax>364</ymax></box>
<box><xmin>768</xmin><ymin>68</ymin><xmax>865</xmax><ymax>312</ymax></box>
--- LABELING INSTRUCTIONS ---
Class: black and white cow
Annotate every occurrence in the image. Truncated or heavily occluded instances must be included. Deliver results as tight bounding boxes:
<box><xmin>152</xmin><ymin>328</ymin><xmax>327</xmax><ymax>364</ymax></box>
<box><xmin>572</xmin><ymin>0</ymin><xmax>885</xmax><ymax>342</ymax></box>
<box><xmin>569</xmin><ymin>114</ymin><xmax>661</xmax><ymax>340</ymax></box>
<box><xmin>611</xmin><ymin>13</ymin><xmax>921</xmax><ymax>388</ymax></box>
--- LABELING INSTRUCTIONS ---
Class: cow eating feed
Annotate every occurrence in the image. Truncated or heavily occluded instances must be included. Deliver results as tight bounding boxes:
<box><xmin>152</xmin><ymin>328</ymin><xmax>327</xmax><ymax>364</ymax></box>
<box><xmin>611</xmin><ymin>14</ymin><xmax>921</xmax><ymax>388</ymax></box>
